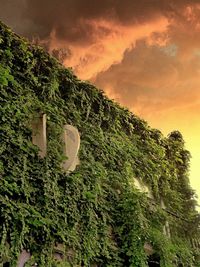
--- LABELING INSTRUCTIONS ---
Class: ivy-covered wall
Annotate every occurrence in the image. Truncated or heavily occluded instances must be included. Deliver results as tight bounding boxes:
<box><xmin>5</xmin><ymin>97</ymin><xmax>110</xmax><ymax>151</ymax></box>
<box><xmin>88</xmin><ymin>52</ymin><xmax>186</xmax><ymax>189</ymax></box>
<box><xmin>0</xmin><ymin>21</ymin><xmax>200</xmax><ymax>267</ymax></box>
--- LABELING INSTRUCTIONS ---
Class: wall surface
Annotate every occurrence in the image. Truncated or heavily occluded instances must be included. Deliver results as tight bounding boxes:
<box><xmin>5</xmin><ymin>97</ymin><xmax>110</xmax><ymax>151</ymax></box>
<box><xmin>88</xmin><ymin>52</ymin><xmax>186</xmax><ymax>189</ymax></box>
<box><xmin>0</xmin><ymin>21</ymin><xmax>199</xmax><ymax>267</ymax></box>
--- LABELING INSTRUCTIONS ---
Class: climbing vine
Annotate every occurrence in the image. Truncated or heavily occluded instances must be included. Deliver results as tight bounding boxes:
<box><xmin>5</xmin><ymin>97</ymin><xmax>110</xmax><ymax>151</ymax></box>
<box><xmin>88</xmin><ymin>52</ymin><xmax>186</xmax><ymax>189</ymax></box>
<box><xmin>0</xmin><ymin>21</ymin><xmax>200</xmax><ymax>266</ymax></box>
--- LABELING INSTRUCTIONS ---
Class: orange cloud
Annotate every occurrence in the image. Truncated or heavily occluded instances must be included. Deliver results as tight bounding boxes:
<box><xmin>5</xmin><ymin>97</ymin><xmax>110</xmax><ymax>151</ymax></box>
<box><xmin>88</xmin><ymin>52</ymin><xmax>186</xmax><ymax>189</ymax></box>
<box><xmin>45</xmin><ymin>16</ymin><xmax>169</xmax><ymax>80</ymax></box>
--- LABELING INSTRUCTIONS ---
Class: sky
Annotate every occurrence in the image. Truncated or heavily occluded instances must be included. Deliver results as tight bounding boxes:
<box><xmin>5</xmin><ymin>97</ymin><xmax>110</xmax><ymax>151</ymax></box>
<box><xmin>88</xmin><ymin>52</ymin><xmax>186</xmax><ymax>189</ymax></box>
<box><xmin>0</xmin><ymin>0</ymin><xmax>200</xmax><ymax>205</ymax></box>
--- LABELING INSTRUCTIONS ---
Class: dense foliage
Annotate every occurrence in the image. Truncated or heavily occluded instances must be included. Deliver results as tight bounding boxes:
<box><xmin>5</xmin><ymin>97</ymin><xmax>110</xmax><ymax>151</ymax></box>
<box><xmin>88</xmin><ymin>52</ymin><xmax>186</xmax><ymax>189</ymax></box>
<box><xmin>0</xmin><ymin>21</ymin><xmax>200</xmax><ymax>266</ymax></box>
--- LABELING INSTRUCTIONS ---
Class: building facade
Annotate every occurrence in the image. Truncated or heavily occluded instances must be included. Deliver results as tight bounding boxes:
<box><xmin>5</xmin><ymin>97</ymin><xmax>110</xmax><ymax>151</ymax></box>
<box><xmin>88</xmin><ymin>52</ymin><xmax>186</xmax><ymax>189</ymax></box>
<box><xmin>0</xmin><ymin>21</ymin><xmax>200</xmax><ymax>267</ymax></box>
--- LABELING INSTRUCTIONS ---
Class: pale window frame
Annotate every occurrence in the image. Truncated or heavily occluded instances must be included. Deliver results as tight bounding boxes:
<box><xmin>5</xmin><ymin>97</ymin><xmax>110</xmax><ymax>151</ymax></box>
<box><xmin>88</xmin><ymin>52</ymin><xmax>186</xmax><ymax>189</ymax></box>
<box><xmin>31</xmin><ymin>113</ymin><xmax>47</xmax><ymax>158</ymax></box>
<box><xmin>62</xmin><ymin>124</ymin><xmax>80</xmax><ymax>172</ymax></box>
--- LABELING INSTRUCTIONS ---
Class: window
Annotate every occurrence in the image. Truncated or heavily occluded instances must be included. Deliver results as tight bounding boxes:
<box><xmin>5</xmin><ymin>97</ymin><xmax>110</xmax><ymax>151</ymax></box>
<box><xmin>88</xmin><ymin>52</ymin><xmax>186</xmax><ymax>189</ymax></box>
<box><xmin>17</xmin><ymin>250</ymin><xmax>30</xmax><ymax>267</ymax></box>
<box><xmin>133</xmin><ymin>178</ymin><xmax>153</xmax><ymax>199</ymax></box>
<box><xmin>147</xmin><ymin>253</ymin><xmax>160</xmax><ymax>266</ymax></box>
<box><xmin>160</xmin><ymin>199</ymin><xmax>171</xmax><ymax>238</ymax></box>
<box><xmin>62</xmin><ymin>125</ymin><xmax>80</xmax><ymax>172</ymax></box>
<box><xmin>32</xmin><ymin>113</ymin><xmax>46</xmax><ymax>158</ymax></box>
<box><xmin>144</xmin><ymin>242</ymin><xmax>154</xmax><ymax>256</ymax></box>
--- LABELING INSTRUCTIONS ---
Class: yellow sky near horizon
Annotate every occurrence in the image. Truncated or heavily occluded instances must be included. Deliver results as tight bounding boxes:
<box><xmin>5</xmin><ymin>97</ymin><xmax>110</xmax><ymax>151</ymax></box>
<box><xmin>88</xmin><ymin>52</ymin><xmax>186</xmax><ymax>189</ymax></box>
<box><xmin>138</xmin><ymin>104</ymin><xmax>200</xmax><ymax>207</ymax></box>
<box><xmin>102</xmin><ymin>86</ymin><xmax>200</xmax><ymax>207</ymax></box>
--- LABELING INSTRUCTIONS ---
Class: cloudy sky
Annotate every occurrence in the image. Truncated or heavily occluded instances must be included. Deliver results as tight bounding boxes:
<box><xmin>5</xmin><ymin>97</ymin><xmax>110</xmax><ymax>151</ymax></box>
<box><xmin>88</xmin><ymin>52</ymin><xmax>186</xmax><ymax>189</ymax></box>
<box><xmin>0</xmin><ymin>0</ymin><xmax>200</xmax><ymax>204</ymax></box>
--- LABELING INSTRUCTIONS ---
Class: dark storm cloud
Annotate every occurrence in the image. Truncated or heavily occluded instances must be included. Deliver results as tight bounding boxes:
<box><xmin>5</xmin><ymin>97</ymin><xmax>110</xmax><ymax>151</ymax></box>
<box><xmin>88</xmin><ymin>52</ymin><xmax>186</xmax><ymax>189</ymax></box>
<box><xmin>0</xmin><ymin>0</ymin><xmax>198</xmax><ymax>42</ymax></box>
<box><xmin>23</xmin><ymin>0</ymin><xmax>200</xmax><ymax>41</ymax></box>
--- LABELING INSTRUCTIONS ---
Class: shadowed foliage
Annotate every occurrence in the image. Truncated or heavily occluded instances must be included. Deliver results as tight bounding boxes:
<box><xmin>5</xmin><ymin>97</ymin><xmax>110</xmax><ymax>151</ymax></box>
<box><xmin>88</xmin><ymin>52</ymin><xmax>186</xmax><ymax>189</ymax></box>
<box><xmin>0</xmin><ymin>21</ymin><xmax>200</xmax><ymax>266</ymax></box>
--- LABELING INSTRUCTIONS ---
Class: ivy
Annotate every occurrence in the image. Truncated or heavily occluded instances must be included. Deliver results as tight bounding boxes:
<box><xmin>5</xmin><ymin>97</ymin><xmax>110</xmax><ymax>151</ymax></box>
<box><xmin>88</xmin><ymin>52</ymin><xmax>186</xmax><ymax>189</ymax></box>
<box><xmin>0</xmin><ymin>21</ymin><xmax>200</xmax><ymax>266</ymax></box>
